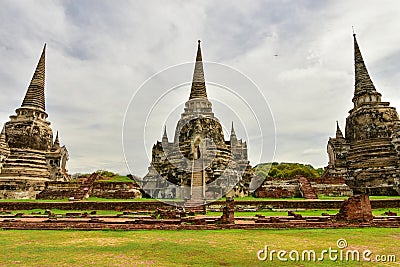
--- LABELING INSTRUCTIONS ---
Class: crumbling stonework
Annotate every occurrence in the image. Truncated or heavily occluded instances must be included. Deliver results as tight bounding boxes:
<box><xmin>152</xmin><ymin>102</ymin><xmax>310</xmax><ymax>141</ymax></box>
<box><xmin>36</xmin><ymin>173</ymin><xmax>142</xmax><ymax>200</ymax></box>
<box><xmin>336</xmin><ymin>195</ymin><xmax>373</xmax><ymax>222</ymax></box>
<box><xmin>254</xmin><ymin>176</ymin><xmax>352</xmax><ymax>198</ymax></box>
<box><xmin>309</xmin><ymin>177</ymin><xmax>353</xmax><ymax>197</ymax></box>
<box><xmin>142</xmin><ymin>41</ymin><xmax>253</xmax><ymax>204</ymax></box>
<box><xmin>0</xmin><ymin>45</ymin><xmax>70</xmax><ymax>199</ymax></box>
<box><xmin>298</xmin><ymin>176</ymin><xmax>318</xmax><ymax>199</ymax></box>
<box><xmin>323</xmin><ymin>34</ymin><xmax>400</xmax><ymax>196</ymax></box>
<box><xmin>254</xmin><ymin>177</ymin><xmax>301</xmax><ymax>198</ymax></box>
<box><xmin>90</xmin><ymin>182</ymin><xmax>142</xmax><ymax>199</ymax></box>
<box><xmin>220</xmin><ymin>197</ymin><xmax>235</xmax><ymax>224</ymax></box>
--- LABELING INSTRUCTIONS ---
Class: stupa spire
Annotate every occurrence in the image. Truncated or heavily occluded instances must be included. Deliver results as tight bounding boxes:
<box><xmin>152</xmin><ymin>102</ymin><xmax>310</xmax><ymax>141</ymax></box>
<box><xmin>162</xmin><ymin>125</ymin><xmax>168</xmax><ymax>143</ymax></box>
<box><xmin>230</xmin><ymin>121</ymin><xmax>237</xmax><ymax>141</ymax></box>
<box><xmin>51</xmin><ymin>131</ymin><xmax>60</xmax><ymax>151</ymax></box>
<box><xmin>336</xmin><ymin>121</ymin><xmax>344</xmax><ymax>138</ymax></box>
<box><xmin>189</xmin><ymin>40</ymin><xmax>207</xmax><ymax>100</ymax></box>
<box><xmin>22</xmin><ymin>44</ymin><xmax>46</xmax><ymax>111</ymax></box>
<box><xmin>353</xmin><ymin>34</ymin><xmax>378</xmax><ymax>100</ymax></box>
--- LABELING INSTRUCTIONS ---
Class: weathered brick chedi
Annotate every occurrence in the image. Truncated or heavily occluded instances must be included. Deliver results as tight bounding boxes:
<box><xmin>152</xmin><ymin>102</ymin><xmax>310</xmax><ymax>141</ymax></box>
<box><xmin>142</xmin><ymin>41</ymin><xmax>253</xmax><ymax>204</ymax></box>
<box><xmin>323</xmin><ymin>34</ymin><xmax>400</xmax><ymax>196</ymax></box>
<box><xmin>0</xmin><ymin>45</ymin><xmax>70</xmax><ymax>199</ymax></box>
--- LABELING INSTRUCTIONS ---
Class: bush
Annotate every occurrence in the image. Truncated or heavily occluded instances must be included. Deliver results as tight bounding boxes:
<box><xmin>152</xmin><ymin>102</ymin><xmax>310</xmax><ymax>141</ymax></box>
<box><xmin>253</xmin><ymin>162</ymin><xmax>321</xmax><ymax>178</ymax></box>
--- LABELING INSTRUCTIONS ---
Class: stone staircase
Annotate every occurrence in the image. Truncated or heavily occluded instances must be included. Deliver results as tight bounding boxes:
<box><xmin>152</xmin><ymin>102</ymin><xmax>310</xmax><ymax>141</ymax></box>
<box><xmin>37</xmin><ymin>173</ymin><xmax>100</xmax><ymax>200</ymax></box>
<box><xmin>73</xmin><ymin>173</ymin><xmax>99</xmax><ymax>200</ymax></box>
<box><xmin>185</xmin><ymin>160</ymin><xmax>205</xmax><ymax>208</ymax></box>
<box><xmin>36</xmin><ymin>182</ymin><xmax>79</xmax><ymax>200</ymax></box>
<box><xmin>298</xmin><ymin>176</ymin><xmax>318</xmax><ymax>199</ymax></box>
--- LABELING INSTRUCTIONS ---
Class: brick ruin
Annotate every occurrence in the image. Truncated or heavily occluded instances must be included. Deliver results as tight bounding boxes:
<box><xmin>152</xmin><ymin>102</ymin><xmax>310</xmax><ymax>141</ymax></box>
<box><xmin>36</xmin><ymin>173</ymin><xmax>142</xmax><ymax>200</ymax></box>
<box><xmin>336</xmin><ymin>195</ymin><xmax>373</xmax><ymax>222</ymax></box>
<box><xmin>0</xmin><ymin>197</ymin><xmax>398</xmax><ymax>230</ymax></box>
<box><xmin>323</xmin><ymin>34</ymin><xmax>400</xmax><ymax>196</ymax></box>
<box><xmin>142</xmin><ymin>41</ymin><xmax>253</xmax><ymax>205</ymax></box>
<box><xmin>254</xmin><ymin>176</ymin><xmax>353</xmax><ymax>199</ymax></box>
<box><xmin>0</xmin><ymin>45</ymin><xmax>70</xmax><ymax>199</ymax></box>
<box><xmin>220</xmin><ymin>197</ymin><xmax>235</xmax><ymax>224</ymax></box>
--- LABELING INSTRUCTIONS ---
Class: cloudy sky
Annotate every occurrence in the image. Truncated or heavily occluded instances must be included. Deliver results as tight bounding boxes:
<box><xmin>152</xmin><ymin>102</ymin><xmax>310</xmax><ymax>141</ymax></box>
<box><xmin>1</xmin><ymin>0</ymin><xmax>400</xmax><ymax>175</ymax></box>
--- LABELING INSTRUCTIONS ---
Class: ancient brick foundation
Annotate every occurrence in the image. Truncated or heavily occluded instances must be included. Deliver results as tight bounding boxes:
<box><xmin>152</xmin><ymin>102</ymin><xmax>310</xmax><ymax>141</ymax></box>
<box><xmin>0</xmin><ymin>179</ymin><xmax>46</xmax><ymax>199</ymax></box>
<box><xmin>90</xmin><ymin>182</ymin><xmax>141</xmax><ymax>199</ymax></box>
<box><xmin>254</xmin><ymin>177</ymin><xmax>301</xmax><ymax>198</ymax></box>
<box><xmin>1</xmin><ymin>199</ymin><xmax>399</xmax><ymax>212</ymax></box>
<box><xmin>0</xmin><ymin>215</ymin><xmax>398</xmax><ymax>231</ymax></box>
<box><xmin>254</xmin><ymin>176</ymin><xmax>352</xmax><ymax>198</ymax></box>
<box><xmin>36</xmin><ymin>175</ymin><xmax>142</xmax><ymax>200</ymax></box>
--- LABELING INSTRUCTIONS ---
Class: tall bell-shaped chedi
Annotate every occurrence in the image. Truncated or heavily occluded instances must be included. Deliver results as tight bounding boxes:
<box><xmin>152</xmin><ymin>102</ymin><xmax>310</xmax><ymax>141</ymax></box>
<box><xmin>0</xmin><ymin>45</ymin><xmax>70</xmax><ymax>199</ymax></box>
<box><xmin>323</xmin><ymin>34</ymin><xmax>400</xmax><ymax>195</ymax></box>
<box><xmin>142</xmin><ymin>41</ymin><xmax>253</xmax><ymax>204</ymax></box>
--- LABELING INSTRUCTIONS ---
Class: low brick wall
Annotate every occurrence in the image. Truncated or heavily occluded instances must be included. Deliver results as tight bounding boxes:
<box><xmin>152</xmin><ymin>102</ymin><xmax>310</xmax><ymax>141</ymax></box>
<box><xmin>0</xmin><ymin>199</ymin><xmax>399</xmax><ymax>211</ymax></box>
<box><xmin>0</xmin><ymin>201</ymin><xmax>171</xmax><ymax>211</ymax></box>
<box><xmin>0</xmin><ymin>218</ymin><xmax>399</xmax><ymax>230</ymax></box>
<box><xmin>91</xmin><ymin>182</ymin><xmax>141</xmax><ymax>199</ymax></box>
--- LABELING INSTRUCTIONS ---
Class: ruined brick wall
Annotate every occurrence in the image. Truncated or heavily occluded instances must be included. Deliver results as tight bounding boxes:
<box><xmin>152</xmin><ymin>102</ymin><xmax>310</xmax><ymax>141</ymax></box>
<box><xmin>309</xmin><ymin>177</ymin><xmax>353</xmax><ymax>197</ymax></box>
<box><xmin>0</xmin><ymin>199</ymin><xmax>399</xmax><ymax>211</ymax></box>
<box><xmin>0</xmin><ymin>179</ymin><xmax>46</xmax><ymax>199</ymax></box>
<box><xmin>254</xmin><ymin>177</ymin><xmax>353</xmax><ymax>198</ymax></box>
<box><xmin>90</xmin><ymin>182</ymin><xmax>142</xmax><ymax>199</ymax></box>
<box><xmin>312</xmin><ymin>177</ymin><xmax>347</xmax><ymax>184</ymax></box>
<box><xmin>35</xmin><ymin>181</ymin><xmax>80</xmax><ymax>200</ymax></box>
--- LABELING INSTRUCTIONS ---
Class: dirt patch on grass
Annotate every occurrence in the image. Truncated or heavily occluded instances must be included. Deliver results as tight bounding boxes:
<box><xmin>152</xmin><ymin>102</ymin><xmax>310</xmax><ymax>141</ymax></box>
<box><xmin>59</xmin><ymin>237</ymin><xmax>130</xmax><ymax>247</ymax></box>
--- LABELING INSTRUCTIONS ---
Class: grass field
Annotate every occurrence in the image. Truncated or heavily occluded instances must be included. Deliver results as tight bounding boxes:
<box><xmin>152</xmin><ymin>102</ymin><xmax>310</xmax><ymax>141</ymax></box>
<box><xmin>0</xmin><ymin>228</ymin><xmax>398</xmax><ymax>266</ymax></box>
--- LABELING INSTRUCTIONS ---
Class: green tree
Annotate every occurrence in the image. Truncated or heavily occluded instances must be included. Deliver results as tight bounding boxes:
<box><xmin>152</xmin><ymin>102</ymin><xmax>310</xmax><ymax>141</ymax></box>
<box><xmin>253</xmin><ymin>162</ymin><xmax>322</xmax><ymax>178</ymax></box>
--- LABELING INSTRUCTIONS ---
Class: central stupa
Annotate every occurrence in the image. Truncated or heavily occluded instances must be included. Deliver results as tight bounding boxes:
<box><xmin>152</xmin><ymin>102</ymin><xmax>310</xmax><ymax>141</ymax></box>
<box><xmin>142</xmin><ymin>41</ymin><xmax>253</xmax><ymax>204</ymax></box>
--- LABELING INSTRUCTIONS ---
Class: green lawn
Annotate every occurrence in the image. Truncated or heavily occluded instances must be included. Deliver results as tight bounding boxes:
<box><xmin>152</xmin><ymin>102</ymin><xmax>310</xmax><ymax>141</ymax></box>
<box><xmin>0</xmin><ymin>228</ymin><xmax>398</xmax><ymax>266</ymax></box>
<box><xmin>95</xmin><ymin>175</ymin><xmax>133</xmax><ymax>183</ymax></box>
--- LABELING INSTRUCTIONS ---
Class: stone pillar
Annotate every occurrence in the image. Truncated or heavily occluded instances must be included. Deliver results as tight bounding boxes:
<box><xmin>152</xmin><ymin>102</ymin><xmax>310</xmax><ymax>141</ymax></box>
<box><xmin>335</xmin><ymin>195</ymin><xmax>373</xmax><ymax>222</ymax></box>
<box><xmin>221</xmin><ymin>196</ymin><xmax>235</xmax><ymax>224</ymax></box>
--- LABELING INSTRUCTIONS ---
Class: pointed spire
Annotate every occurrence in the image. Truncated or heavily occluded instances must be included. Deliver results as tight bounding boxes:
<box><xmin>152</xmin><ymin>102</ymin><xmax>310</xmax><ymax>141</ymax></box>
<box><xmin>336</xmin><ymin>121</ymin><xmax>344</xmax><ymax>139</ymax></box>
<box><xmin>353</xmin><ymin>34</ymin><xmax>377</xmax><ymax>99</ymax></box>
<box><xmin>52</xmin><ymin>131</ymin><xmax>60</xmax><ymax>151</ymax></box>
<box><xmin>162</xmin><ymin>125</ymin><xmax>168</xmax><ymax>143</ymax></box>
<box><xmin>21</xmin><ymin>44</ymin><xmax>46</xmax><ymax>111</ymax></box>
<box><xmin>189</xmin><ymin>40</ymin><xmax>207</xmax><ymax>100</ymax></box>
<box><xmin>230</xmin><ymin>121</ymin><xmax>236</xmax><ymax>135</ymax></box>
<box><xmin>230</xmin><ymin>121</ymin><xmax>237</xmax><ymax>141</ymax></box>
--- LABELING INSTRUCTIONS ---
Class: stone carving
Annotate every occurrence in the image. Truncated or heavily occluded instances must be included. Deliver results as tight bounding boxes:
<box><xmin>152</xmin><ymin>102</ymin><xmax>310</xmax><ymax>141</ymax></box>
<box><xmin>323</xmin><ymin>34</ymin><xmax>400</xmax><ymax>196</ymax></box>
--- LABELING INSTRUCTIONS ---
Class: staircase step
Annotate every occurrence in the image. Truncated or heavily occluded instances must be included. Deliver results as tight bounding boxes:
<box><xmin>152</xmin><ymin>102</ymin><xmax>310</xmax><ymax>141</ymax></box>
<box><xmin>298</xmin><ymin>176</ymin><xmax>318</xmax><ymax>199</ymax></box>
